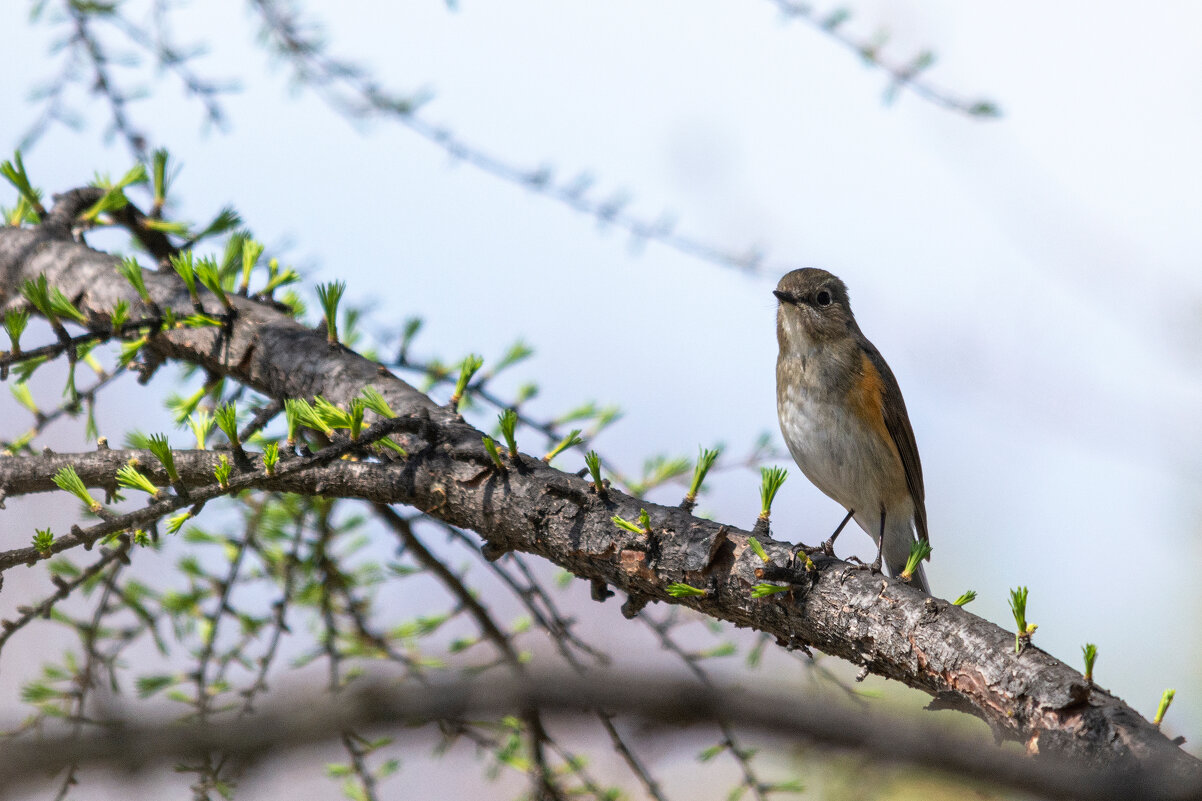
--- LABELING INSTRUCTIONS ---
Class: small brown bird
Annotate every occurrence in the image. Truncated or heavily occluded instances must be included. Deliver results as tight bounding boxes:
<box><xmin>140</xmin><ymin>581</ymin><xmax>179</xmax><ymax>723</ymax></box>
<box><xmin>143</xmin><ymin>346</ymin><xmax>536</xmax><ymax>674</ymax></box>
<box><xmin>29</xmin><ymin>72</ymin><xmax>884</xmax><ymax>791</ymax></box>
<box><xmin>774</xmin><ymin>268</ymin><xmax>930</xmax><ymax>592</ymax></box>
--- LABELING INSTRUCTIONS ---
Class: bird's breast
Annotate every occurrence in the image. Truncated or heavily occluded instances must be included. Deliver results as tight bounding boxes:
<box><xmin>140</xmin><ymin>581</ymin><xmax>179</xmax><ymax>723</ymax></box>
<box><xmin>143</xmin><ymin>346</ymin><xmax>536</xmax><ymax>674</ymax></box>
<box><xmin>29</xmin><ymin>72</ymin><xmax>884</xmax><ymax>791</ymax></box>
<box><xmin>776</xmin><ymin>353</ymin><xmax>907</xmax><ymax>513</ymax></box>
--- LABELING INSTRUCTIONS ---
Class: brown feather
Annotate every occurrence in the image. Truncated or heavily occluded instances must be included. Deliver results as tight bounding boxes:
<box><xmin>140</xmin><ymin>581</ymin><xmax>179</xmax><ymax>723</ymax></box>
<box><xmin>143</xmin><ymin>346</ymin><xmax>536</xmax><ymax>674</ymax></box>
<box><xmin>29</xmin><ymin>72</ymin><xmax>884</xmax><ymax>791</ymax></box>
<box><xmin>860</xmin><ymin>344</ymin><xmax>928</xmax><ymax>542</ymax></box>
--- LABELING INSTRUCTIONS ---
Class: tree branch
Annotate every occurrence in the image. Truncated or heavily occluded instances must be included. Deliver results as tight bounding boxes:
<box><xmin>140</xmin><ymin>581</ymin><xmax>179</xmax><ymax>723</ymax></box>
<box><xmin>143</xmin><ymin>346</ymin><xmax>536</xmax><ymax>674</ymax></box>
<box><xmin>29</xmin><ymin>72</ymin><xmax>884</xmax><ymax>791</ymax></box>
<box><xmin>0</xmin><ymin>197</ymin><xmax>1196</xmax><ymax>780</ymax></box>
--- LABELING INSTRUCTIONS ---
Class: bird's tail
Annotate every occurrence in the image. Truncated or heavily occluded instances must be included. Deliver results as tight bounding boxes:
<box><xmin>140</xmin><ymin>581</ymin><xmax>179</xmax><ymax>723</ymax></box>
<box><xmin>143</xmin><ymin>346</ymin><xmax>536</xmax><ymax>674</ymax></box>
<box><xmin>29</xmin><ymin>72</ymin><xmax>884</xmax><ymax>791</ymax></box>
<box><xmin>882</xmin><ymin>525</ymin><xmax>931</xmax><ymax>594</ymax></box>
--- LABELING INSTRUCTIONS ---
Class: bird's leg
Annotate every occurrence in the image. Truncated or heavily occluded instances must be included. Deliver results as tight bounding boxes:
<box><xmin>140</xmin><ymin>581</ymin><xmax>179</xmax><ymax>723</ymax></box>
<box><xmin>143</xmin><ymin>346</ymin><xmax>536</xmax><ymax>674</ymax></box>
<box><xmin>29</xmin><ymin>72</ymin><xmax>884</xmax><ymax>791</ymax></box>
<box><xmin>792</xmin><ymin>508</ymin><xmax>854</xmax><ymax>565</ymax></box>
<box><xmin>821</xmin><ymin>508</ymin><xmax>855</xmax><ymax>556</ymax></box>
<box><xmin>869</xmin><ymin>509</ymin><xmax>886</xmax><ymax>574</ymax></box>
<box><xmin>838</xmin><ymin>510</ymin><xmax>885</xmax><ymax>581</ymax></box>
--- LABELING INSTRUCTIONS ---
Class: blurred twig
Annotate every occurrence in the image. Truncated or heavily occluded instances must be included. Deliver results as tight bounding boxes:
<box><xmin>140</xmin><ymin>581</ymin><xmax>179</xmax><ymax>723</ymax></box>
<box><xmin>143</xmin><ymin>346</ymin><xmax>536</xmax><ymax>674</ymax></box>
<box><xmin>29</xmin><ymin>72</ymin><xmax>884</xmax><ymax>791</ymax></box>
<box><xmin>764</xmin><ymin>0</ymin><xmax>1001</xmax><ymax>117</ymax></box>
<box><xmin>249</xmin><ymin>0</ymin><xmax>998</xmax><ymax>277</ymax></box>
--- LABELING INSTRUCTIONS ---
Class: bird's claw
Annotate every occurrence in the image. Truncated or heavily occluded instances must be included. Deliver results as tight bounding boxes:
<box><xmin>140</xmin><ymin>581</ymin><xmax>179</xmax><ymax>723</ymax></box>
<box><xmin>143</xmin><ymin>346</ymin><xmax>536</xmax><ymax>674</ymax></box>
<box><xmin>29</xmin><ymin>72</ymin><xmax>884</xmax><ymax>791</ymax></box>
<box><xmin>789</xmin><ymin>543</ymin><xmax>813</xmax><ymax>566</ymax></box>
<box><xmin>792</xmin><ymin>538</ymin><xmax>837</xmax><ymax>561</ymax></box>
<box><xmin>837</xmin><ymin>556</ymin><xmax>883</xmax><ymax>584</ymax></box>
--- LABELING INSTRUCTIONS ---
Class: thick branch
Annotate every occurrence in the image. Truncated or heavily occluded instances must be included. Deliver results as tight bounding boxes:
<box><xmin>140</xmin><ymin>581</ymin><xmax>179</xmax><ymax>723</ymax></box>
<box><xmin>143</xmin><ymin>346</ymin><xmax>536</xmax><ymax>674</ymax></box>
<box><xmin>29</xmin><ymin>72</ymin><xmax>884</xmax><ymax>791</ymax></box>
<box><xmin>0</xmin><ymin>200</ymin><xmax>1196</xmax><ymax>779</ymax></box>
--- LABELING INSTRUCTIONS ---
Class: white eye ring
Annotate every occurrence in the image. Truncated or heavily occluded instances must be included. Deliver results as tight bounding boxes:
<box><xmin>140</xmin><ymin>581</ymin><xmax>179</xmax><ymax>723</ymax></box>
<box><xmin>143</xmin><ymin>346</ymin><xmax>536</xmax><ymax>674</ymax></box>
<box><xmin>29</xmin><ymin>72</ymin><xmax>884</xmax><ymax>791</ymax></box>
<box><xmin>815</xmin><ymin>289</ymin><xmax>833</xmax><ymax>307</ymax></box>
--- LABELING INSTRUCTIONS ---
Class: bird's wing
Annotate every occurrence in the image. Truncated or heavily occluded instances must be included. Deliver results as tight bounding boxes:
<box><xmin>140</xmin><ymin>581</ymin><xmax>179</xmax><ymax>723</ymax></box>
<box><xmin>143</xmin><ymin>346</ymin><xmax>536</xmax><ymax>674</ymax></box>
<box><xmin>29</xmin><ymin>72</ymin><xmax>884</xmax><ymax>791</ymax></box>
<box><xmin>861</xmin><ymin>344</ymin><xmax>928</xmax><ymax>542</ymax></box>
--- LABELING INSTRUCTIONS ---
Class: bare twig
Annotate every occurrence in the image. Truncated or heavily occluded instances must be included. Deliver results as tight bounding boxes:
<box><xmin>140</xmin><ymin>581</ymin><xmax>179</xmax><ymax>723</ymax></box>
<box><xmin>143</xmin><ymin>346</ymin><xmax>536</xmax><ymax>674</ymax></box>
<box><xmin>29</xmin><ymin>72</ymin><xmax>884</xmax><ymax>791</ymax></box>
<box><xmin>640</xmin><ymin>609</ymin><xmax>770</xmax><ymax>801</ymax></box>
<box><xmin>763</xmin><ymin>0</ymin><xmax>1001</xmax><ymax>117</ymax></box>
<box><xmin>248</xmin><ymin>0</ymin><xmax>997</xmax><ymax>281</ymax></box>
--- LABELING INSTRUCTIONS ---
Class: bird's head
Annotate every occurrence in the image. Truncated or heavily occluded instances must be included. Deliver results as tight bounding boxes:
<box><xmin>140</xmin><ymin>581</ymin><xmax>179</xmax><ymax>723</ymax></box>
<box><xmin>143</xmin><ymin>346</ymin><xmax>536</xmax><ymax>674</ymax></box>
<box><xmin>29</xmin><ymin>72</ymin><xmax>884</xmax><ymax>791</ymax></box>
<box><xmin>773</xmin><ymin>268</ymin><xmax>856</xmax><ymax>351</ymax></box>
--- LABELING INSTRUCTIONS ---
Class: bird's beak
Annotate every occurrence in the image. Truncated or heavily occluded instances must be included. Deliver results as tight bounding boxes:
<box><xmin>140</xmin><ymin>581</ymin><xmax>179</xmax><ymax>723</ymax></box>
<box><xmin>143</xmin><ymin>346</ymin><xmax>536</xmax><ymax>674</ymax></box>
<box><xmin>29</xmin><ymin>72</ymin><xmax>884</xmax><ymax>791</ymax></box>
<box><xmin>773</xmin><ymin>289</ymin><xmax>794</xmax><ymax>304</ymax></box>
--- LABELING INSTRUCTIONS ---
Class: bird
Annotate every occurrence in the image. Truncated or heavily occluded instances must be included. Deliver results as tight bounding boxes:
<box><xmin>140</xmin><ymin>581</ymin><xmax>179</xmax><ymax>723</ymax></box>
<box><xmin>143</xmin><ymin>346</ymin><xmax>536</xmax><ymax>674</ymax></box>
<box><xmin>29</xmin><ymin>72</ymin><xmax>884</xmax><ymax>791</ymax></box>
<box><xmin>773</xmin><ymin>268</ymin><xmax>930</xmax><ymax>593</ymax></box>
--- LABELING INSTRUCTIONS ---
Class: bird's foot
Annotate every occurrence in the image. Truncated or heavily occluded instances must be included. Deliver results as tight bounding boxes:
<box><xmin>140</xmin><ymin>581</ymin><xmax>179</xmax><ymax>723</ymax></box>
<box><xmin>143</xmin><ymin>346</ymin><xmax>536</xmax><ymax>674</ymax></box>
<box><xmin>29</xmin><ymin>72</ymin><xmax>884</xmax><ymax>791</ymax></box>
<box><xmin>837</xmin><ymin>555</ymin><xmax>882</xmax><ymax>584</ymax></box>
<box><xmin>790</xmin><ymin>509</ymin><xmax>856</xmax><ymax>568</ymax></box>
<box><xmin>792</xmin><ymin>537</ymin><xmax>839</xmax><ymax>560</ymax></box>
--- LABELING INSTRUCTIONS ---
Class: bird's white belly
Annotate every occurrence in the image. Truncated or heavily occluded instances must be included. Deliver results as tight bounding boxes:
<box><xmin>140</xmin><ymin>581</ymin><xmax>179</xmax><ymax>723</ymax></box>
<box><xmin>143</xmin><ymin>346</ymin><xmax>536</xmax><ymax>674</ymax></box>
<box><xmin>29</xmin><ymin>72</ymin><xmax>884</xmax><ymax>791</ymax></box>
<box><xmin>777</xmin><ymin>387</ymin><xmax>906</xmax><ymax>534</ymax></box>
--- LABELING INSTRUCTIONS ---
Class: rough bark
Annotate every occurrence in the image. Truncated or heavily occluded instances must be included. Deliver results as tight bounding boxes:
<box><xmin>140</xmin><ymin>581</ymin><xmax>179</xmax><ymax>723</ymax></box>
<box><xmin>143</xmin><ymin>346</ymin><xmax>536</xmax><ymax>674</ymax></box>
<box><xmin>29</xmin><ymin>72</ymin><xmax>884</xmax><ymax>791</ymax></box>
<box><xmin>0</xmin><ymin>196</ymin><xmax>1197</xmax><ymax>782</ymax></box>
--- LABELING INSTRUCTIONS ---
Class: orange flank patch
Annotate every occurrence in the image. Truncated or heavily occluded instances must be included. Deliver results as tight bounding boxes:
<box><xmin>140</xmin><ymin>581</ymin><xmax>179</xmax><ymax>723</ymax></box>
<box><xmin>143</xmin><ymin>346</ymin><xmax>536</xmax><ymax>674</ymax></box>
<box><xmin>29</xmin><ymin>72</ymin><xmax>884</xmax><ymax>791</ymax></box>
<box><xmin>850</xmin><ymin>352</ymin><xmax>899</xmax><ymax>460</ymax></box>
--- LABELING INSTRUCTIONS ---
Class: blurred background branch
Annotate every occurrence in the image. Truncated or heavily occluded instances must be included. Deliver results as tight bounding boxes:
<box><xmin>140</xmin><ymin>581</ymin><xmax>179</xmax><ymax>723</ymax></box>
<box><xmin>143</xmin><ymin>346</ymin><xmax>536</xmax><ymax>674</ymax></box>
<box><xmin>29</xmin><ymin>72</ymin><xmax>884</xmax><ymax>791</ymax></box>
<box><xmin>0</xmin><ymin>671</ymin><xmax>1193</xmax><ymax>801</ymax></box>
<box><xmin>21</xmin><ymin>0</ymin><xmax>998</xmax><ymax>277</ymax></box>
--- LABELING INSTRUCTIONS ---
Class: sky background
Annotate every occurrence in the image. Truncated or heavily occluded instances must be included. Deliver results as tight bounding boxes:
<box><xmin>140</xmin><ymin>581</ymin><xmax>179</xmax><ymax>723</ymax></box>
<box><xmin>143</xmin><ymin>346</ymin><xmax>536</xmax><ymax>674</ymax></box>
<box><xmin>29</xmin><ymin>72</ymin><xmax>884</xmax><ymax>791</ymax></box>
<box><xmin>0</xmin><ymin>0</ymin><xmax>1200</xmax><ymax>795</ymax></box>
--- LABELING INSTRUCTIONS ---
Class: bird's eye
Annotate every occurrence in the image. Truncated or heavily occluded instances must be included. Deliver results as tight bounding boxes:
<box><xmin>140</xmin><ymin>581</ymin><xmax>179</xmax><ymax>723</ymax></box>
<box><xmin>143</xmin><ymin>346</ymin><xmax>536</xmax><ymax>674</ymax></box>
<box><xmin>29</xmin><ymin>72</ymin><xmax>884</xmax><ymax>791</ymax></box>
<box><xmin>815</xmin><ymin>290</ymin><xmax>833</xmax><ymax>307</ymax></box>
